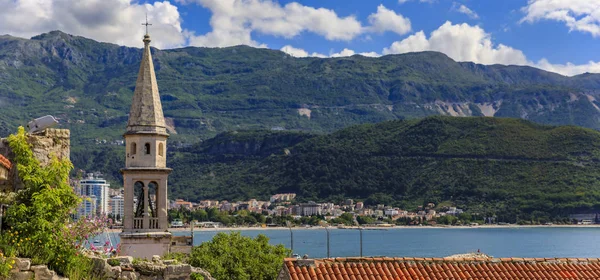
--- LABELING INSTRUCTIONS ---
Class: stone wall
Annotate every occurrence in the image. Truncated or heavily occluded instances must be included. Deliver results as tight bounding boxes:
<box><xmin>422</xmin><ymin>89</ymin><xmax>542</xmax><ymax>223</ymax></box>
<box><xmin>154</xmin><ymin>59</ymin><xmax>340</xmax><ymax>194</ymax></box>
<box><xmin>8</xmin><ymin>258</ymin><xmax>67</xmax><ymax>280</ymax></box>
<box><xmin>91</xmin><ymin>255</ymin><xmax>215</xmax><ymax>280</ymax></box>
<box><xmin>7</xmin><ymin>256</ymin><xmax>215</xmax><ymax>280</ymax></box>
<box><xmin>0</xmin><ymin>128</ymin><xmax>70</xmax><ymax>192</ymax></box>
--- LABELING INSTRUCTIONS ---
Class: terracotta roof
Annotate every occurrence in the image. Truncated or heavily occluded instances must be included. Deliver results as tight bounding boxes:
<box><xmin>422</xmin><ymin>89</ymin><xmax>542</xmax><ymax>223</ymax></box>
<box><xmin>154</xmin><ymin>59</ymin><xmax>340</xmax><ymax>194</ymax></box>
<box><xmin>283</xmin><ymin>257</ymin><xmax>600</xmax><ymax>280</ymax></box>
<box><xmin>0</xmin><ymin>154</ymin><xmax>11</xmax><ymax>170</ymax></box>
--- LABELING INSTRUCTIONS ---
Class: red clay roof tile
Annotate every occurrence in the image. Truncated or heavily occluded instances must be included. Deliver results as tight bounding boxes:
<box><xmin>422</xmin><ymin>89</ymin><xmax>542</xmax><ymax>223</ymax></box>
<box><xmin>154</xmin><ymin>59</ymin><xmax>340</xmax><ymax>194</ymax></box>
<box><xmin>0</xmin><ymin>154</ymin><xmax>11</xmax><ymax>170</ymax></box>
<box><xmin>283</xmin><ymin>257</ymin><xmax>600</xmax><ymax>280</ymax></box>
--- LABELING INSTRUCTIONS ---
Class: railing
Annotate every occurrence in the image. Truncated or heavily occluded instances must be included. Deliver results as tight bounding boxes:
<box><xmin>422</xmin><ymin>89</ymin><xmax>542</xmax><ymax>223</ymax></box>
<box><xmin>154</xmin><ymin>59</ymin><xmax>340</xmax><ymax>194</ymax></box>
<box><xmin>149</xmin><ymin>218</ymin><xmax>159</xmax><ymax>229</ymax></box>
<box><xmin>133</xmin><ymin>218</ymin><xmax>143</xmax><ymax>229</ymax></box>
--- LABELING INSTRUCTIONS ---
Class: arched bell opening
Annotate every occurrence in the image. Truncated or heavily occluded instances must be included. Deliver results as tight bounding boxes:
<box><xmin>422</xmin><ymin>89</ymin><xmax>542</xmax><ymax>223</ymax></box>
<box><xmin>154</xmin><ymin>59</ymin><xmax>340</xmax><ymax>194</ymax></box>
<box><xmin>134</xmin><ymin>181</ymin><xmax>144</xmax><ymax>218</ymax></box>
<box><xmin>147</xmin><ymin>182</ymin><xmax>158</xmax><ymax>218</ymax></box>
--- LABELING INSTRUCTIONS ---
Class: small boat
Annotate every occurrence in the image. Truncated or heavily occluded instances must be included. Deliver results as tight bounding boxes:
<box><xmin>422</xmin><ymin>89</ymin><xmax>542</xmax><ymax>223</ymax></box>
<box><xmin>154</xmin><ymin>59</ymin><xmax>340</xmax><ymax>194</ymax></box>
<box><xmin>93</xmin><ymin>239</ymin><xmax>100</xmax><ymax>244</ymax></box>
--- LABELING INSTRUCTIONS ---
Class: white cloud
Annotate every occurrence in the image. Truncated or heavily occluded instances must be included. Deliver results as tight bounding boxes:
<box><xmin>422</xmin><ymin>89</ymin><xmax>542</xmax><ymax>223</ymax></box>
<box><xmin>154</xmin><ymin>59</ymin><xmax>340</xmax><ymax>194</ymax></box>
<box><xmin>330</xmin><ymin>48</ymin><xmax>381</xmax><ymax>58</ymax></box>
<box><xmin>184</xmin><ymin>0</ymin><xmax>364</xmax><ymax>47</ymax></box>
<box><xmin>0</xmin><ymin>0</ymin><xmax>186</xmax><ymax>49</ymax></box>
<box><xmin>280</xmin><ymin>45</ymin><xmax>326</xmax><ymax>58</ymax></box>
<box><xmin>521</xmin><ymin>0</ymin><xmax>600</xmax><ymax>37</ymax></box>
<box><xmin>383</xmin><ymin>21</ymin><xmax>528</xmax><ymax>65</ymax></box>
<box><xmin>367</xmin><ymin>5</ymin><xmax>411</xmax><ymax>35</ymax></box>
<box><xmin>453</xmin><ymin>3</ymin><xmax>479</xmax><ymax>19</ymax></box>
<box><xmin>330</xmin><ymin>48</ymin><xmax>357</xmax><ymax>58</ymax></box>
<box><xmin>381</xmin><ymin>21</ymin><xmax>600</xmax><ymax>76</ymax></box>
<box><xmin>535</xmin><ymin>59</ymin><xmax>600</xmax><ymax>77</ymax></box>
<box><xmin>281</xmin><ymin>45</ymin><xmax>379</xmax><ymax>58</ymax></box>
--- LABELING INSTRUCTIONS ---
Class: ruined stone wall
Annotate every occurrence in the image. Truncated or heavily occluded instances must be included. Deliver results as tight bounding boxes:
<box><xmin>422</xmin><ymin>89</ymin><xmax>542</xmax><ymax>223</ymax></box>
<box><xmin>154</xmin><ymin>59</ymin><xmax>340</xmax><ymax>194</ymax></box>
<box><xmin>0</xmin><ymin>128</ymin><xmax>70</xmax><ymax>192</ymax></box>
<box><xmin>7</xmin><ymin>258</ymin><xmax>67</xmax><ymax>280</ymax></box>
<box><xmin>7</xmin><ymin>255</ymin><xmax>216</xmax><ymax>280</ymax></box>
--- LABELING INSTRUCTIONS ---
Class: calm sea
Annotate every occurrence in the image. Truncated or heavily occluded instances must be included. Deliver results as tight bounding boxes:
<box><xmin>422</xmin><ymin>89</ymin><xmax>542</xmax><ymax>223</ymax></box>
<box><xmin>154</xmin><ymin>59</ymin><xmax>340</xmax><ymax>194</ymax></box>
<box><xmin>100</xmin><ymin>227</ymin><xmax>600</xmax><ymax>258</ymax></box>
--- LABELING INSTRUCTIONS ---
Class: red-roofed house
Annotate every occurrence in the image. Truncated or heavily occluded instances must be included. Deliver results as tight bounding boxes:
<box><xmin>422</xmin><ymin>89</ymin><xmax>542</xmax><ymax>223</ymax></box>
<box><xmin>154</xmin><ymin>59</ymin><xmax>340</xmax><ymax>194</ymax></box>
<box><xmin>0</xmin><ymin>154</ymin><xmax>11</xmax><ymax>181</ymax></box>
<box><xmin>278</xmin><ymin>257</ymin><xmax>600</xmax><ymax>280</ymax></box>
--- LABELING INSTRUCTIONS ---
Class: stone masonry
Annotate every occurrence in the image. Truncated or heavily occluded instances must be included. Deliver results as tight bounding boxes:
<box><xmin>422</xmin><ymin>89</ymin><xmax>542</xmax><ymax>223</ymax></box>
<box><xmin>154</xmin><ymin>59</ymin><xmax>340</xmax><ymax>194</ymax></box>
<box><xmin>7</xmin><ymin>255</ymin><xmax>215</xmax><ymax>280</ymax></box>
<box><xmin>0</xmin><ymin>128</ymin><xmax>70</xmax><ymax>192</ymax></box>
<box><xmin>8</xmin><ymin>258</ymin><xmax>67</xmax><ymax>280</ymax></box>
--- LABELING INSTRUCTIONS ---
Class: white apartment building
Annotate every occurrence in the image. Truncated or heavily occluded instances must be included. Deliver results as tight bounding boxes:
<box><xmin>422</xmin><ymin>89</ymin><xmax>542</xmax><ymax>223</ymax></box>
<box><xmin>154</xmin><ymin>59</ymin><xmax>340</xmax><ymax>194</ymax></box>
<box><xmin>79</xmin><ymin>172</ymin><xmax>110</xmax><ymax>216</ymax></box>
<box><xmin>110</xmin><ymin>195</ymin><xmax>125</xmax><ymax>221</ymax></box>
<box><xmin>77</xmin><ymin>195</ymin><xmax>97</xmax><ymax>219</ymax></box>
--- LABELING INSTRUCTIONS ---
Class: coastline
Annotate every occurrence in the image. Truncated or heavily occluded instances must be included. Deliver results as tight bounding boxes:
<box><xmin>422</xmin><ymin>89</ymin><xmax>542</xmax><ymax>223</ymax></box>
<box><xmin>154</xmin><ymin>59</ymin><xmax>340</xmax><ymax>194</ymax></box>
<box><xmin>106</xmin><ymin>224</ymin><xmax>600</xmax><ymax>233</ymax></box>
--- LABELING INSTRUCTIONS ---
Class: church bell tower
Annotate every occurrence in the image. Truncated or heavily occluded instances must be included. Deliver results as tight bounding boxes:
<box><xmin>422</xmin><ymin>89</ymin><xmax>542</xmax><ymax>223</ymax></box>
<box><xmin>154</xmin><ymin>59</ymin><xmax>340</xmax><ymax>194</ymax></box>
<box><xmin>119</xmin><ymin>28</ymin><xmax>172</xmax><ymax>259</ymax></box>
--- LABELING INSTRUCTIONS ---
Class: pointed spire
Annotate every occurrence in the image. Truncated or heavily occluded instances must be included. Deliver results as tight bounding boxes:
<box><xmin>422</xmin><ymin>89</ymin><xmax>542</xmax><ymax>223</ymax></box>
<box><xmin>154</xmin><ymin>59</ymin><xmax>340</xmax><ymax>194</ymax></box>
<box><xmin>126</xmin><ymin>33</ymin><xmax>167</xmax><ymax>135</ymax></box>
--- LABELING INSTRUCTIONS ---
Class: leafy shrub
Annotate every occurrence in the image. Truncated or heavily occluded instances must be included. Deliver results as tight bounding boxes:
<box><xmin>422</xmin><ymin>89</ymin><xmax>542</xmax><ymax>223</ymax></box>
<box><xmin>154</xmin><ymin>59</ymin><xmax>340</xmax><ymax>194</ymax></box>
<box><xmin>189</xmin><ymin>232</ymin><xmax>290</xmax><ymax>280</ymax></box>
<box><xmin>190</xmin><ymin>272</ymin><xmax>205</xmax><ymax>280</ymax></box>
<box><xmin>0</xmin><ymin>127</ymin><xmax>106</xmax><ymax>279</ymax></box>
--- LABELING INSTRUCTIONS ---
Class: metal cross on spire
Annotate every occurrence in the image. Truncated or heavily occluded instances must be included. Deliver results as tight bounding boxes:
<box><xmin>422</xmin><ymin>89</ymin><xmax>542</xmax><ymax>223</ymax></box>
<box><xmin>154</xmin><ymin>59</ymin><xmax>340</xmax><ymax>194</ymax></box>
<box><xmin>142</xmin><ymin>13</ymin><xmax>152</xmax><ymax>35</ymax></box>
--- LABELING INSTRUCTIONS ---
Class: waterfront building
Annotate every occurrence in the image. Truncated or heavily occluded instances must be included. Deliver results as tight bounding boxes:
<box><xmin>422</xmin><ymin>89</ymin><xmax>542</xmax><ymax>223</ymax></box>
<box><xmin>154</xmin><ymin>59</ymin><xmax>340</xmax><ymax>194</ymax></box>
<box><xmin>355</xmin><ymin>201</ymin><xmax>364</xmax><ymax>210</ymax></box>
<box><xmin>79</xmin><ymin>173</ymin><xmax>110</xmax><ymax>215</ymax></box>
<box><xmin>384</xmin><ymin>208</ymin><xmax>399</xmax><ymax>216</ymax></box>
<box><xmin>446</xmin><ymin>207</ymin><xmax>464</xmax><ymax>215</ymax></box>
<box><xmin>77</xmin><ymin>195</ymin><xmax>97</xmax><ymax>219</ymax></box>
<box><xmin>300</xmin><ymin>202</ymin><xmax>321</xmax><ymax>216</ymax></box>
<box><xmin>110</xmin><ymin>195</ymin><xmax>125</xmax><ymax>221</ymax></box>
<box><xmin>119</xmin><ymin>28</ymin><xmax>172</xmax><ymax>259</ymax></box>
<box><xmin>171</xmin><ymin>199</ymin><xmax>193</xmax><ymax>210</ymax></box>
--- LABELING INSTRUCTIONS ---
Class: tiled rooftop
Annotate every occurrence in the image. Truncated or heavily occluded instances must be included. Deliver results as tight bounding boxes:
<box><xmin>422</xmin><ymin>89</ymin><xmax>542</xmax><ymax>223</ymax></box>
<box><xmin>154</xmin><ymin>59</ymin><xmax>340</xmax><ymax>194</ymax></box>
<box><xmin>0</xmin><ymin>154</ymin><xmax>11</xmax><ymax>170</ymax></box>
<box><xmin>282</xmin><ymin>257</ymin><xmax>600</xmax><ymax>280</ymax></box>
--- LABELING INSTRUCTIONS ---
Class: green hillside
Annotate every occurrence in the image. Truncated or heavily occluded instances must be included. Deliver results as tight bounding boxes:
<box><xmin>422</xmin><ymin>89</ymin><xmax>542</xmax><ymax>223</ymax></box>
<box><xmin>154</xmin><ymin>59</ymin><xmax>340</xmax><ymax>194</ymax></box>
<box><xmin>169</xmin><ymin>117</ymin><xmax>600</xmax><ymax>221</ymax></box>
<box><xmin>3</xmin><ymin>30</ymin><xmax>600</xmax><ymax>145</ymax></box>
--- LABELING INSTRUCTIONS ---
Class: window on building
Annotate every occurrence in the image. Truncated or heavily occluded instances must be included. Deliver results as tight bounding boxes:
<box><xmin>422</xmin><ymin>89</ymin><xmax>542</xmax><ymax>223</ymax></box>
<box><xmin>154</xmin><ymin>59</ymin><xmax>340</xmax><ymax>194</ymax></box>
<box><xmin>159</xmin><ymin>143</ymin><xmax>164</xmax><ymax>156</ymax></box>
<box><xmin>144</xmin><ymin>143</ymin><xmax>151</xmax><ymax>154</ymax></box>
<box><xmin>148</xmin><ymin>182</ymin><xmax>158</xmax><ymax>218</ymax></box>
<box><xmin>131</xmin><ymin>142</ymin><xmax>137</xmax><ymax>155</ymax></box>
<box><xmin>134</xmin><ymin>181</ymin><xmax>144</xmax><ymax>217</ymax></box>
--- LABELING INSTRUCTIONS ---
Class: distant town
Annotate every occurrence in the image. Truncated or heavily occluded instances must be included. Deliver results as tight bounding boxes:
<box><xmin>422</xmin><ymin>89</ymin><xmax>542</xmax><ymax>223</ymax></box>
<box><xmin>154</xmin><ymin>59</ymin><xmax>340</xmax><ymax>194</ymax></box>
<box><xmin>73</xmin><ymin>172</ymin><xmax>599</xmax><ymax>228</ymax></box>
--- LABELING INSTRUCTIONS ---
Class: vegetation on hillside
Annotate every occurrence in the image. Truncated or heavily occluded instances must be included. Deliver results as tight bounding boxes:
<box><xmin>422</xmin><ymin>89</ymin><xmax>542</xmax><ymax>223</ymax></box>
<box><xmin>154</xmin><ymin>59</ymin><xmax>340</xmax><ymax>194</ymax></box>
<box><xmin>167</xmin><ymin>117</ymin><xmax>600</xmax><ymax>221</ymax></box>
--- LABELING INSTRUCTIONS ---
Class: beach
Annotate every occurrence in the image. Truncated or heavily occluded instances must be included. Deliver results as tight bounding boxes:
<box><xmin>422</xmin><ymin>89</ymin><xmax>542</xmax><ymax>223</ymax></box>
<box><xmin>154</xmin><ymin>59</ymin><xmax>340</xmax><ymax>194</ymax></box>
<box><xmin>106</xmin><ymin>223</ymin><xmax>600</xmax><ymax>233</ymax></box>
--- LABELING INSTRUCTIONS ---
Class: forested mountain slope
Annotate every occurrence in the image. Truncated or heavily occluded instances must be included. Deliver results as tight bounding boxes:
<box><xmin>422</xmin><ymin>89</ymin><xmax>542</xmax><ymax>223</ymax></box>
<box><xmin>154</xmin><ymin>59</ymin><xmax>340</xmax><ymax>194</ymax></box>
<box><xmin>169</xmin><ymin>117</ymin><xmax>600</xmax><ymax>220</ymax></box>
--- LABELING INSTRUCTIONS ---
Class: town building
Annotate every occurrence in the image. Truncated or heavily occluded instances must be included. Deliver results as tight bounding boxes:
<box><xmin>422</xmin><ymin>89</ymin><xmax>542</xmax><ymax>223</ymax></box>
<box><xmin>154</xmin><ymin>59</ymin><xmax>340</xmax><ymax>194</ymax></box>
<box><xmin>119</xmin><ymin>29</ymin><xmax>173</xmax><ymax>259</ymax></box>
<box><xmin>300</xmin><ymin>202</ymin><xmax>322</xmax><ymax>216</ymax></box>
<box><xmin>384</xmin><ymin>208</ymin><xmax>399</xmax><ymax>216</ymax></box>
<box><xmin>77</xmin><ymin>195</ymin><xmax>97</xmax><ymax>219</ymax></box>
<box><xmin>355</xmin><ymin>201</ymin><xmax>364</xmax><ymax>210</ymax></box>
<box><xmin>110</xmin><ymin>195</ymin><xmax>125</xmax><ymax>221</ymax></box>
<box><xmin>270</xmin><ymin>193</ymin><xmax>297</xmax><ymax>203</ymax></box>
<box><xmin>171</xmin><ymin>199</ymin><xmax>193</xmax><ymax>210</ymax></box>
<box><xmin>79</xmin><ymin>172</ymin><xmax>110</xmax><ymax>216</ymax></box>
<box><xmin>446</xmin><ymin>207</ymin><xmax>464</xmax><ymax>215</ymax></box>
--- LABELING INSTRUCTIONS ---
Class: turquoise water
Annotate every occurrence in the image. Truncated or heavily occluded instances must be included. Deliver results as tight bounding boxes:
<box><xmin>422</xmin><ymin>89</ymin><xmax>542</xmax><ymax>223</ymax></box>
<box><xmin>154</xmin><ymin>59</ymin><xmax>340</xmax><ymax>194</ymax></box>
<box><xmin>101</xmin><ymin>227</ymin><xmax>600</xmax><ymax>258</ymax></box>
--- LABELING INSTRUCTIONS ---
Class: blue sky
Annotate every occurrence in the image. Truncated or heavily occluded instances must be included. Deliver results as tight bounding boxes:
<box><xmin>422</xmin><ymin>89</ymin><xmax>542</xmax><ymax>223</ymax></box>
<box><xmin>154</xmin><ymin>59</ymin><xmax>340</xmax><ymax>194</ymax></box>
<box><xmin>1</xmin><ymin>0</ymin><xmax>600</xmax><ymax>76</ymax></box>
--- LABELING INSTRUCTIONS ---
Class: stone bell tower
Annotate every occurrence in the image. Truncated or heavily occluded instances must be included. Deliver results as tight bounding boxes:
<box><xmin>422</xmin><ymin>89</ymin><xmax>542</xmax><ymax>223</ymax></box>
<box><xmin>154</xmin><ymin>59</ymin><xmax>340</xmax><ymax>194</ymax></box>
<box><xmin>119</xmin><ymin>28</ymin><xmax>172</xmax><ymax>259</ymax></box>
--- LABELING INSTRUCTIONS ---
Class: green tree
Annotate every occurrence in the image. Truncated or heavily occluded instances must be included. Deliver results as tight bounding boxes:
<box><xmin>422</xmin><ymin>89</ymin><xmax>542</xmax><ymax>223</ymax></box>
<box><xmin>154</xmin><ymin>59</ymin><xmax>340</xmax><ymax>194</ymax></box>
<box><xmin>0</xmin><ymin>127</ymin><xmax>104</xmax><ymax>279</ymax></box>
<box><xmin>189</xmin><ymin>232</ymin><xmax>291</xmax><ymax>280</ymax></box>
<box><xmin>356</xmin><ymin>215</ymin><xmax>375</xmax><ymax>225</ymax></box>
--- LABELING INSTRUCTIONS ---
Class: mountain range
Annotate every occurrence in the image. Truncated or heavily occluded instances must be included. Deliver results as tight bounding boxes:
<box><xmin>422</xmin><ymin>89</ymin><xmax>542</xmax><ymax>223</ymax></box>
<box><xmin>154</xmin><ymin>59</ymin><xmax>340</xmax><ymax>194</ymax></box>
<box><xmin>2</xmin><ymin>30</ymin><xmax>600</xmax><ymax>144</ymax></box>
<box><xmin>3</xmin><ymin>31</ymin><xmax>600</xmax><ymax>217</ymax></box>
